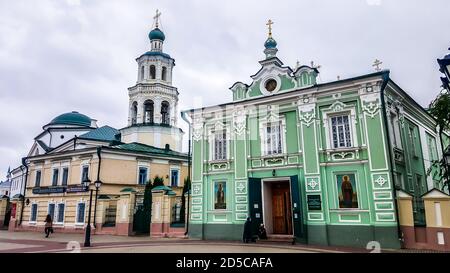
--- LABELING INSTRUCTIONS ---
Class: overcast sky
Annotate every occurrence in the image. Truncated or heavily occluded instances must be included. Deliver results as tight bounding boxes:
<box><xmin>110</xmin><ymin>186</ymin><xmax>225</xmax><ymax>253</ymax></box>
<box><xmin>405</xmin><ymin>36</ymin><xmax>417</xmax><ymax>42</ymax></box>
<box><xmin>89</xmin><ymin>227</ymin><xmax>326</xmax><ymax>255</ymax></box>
<box><xmin>1</xmin><ymin>0</ymin><xmax>449</xmax><ymax>179</ymax></box>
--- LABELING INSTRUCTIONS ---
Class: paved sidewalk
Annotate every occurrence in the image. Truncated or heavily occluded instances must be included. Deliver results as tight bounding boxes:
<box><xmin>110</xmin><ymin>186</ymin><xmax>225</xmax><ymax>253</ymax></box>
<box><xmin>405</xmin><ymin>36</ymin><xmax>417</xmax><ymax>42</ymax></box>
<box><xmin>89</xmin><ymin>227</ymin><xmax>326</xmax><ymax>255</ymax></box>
<box><xmin>1</xmin><ymin>230</ymin><xmax>445</xmax><ymax>253</ymax></box>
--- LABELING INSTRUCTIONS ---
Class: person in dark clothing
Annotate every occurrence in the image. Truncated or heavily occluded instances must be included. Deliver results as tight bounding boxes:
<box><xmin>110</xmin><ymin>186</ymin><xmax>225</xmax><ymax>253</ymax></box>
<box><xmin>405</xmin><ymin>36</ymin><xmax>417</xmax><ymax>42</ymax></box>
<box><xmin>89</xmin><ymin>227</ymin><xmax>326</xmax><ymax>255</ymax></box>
<box><xmin>258</xmin><ymin>223</ymin><xmax>268</xmax><ymax>240</ymax></box>
<box><xmin>242</xmin><ymin>217</ymin><xmax>253</xmax><ymax>243</ymax></box>
<box><xmin>44</xmin><ymin>214</ymin><xmax>53</xmax><ymax>238</ymax></box>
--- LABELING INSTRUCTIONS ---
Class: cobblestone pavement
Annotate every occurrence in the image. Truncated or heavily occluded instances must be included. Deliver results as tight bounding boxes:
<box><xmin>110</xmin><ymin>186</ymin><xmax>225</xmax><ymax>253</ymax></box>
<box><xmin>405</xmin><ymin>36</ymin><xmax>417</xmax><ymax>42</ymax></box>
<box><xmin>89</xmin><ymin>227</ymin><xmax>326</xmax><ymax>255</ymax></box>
<box><xmin>0</xmin><ymin>230</ymin><xmax>444</xmax><ymax>253</ymax></box>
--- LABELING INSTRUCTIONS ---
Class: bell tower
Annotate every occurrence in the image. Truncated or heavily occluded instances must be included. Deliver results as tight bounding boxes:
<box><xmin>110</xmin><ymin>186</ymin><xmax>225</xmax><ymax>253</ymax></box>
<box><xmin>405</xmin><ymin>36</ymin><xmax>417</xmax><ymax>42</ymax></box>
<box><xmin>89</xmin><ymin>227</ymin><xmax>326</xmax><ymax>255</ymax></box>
<box><xmin>120</xmin><ymin>10</ymin><xmax>184</xmax><ymax>152</ymax></box>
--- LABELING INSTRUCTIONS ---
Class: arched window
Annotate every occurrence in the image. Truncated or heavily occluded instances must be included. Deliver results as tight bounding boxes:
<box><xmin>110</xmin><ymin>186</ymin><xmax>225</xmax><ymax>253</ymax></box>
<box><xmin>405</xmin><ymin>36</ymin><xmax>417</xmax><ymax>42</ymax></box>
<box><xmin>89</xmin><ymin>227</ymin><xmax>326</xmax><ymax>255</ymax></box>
<box><xmin>144</xmin><ymin>100</ymin><xmax>154</xmax><ymax>124</ymax></box>
<box><xmin>161</xmin><ymin>101</ymin><xmax>170</xmax><ymax>125</ymax></box>
<box><xmin>140</xmin><ymin>66</ymin><xmax>145</xmax><ymax>80</ymax></box>
<box><xmin>162</xmin><ymin>67</ymin><xmax>167</xmax><ymax>81</ymax></box>
<box><xmin>131</xmin><ymin>101</ymin><xmax>138</xmax><ymax>125</ymax></box>
<box><xmin>150</xmin><ymin>65</ymin><xmax>156</xmax><ymax>79</ymax></box>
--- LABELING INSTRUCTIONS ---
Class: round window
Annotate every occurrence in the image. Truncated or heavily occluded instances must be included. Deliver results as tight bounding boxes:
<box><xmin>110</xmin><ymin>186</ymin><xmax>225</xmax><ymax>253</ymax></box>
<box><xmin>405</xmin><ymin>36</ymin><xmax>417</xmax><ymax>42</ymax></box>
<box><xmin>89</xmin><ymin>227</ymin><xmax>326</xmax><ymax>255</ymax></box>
<box><xmin>265</xmin><ymin>79</ymin><xmax>277</xmax><ymax>92</ymax></box>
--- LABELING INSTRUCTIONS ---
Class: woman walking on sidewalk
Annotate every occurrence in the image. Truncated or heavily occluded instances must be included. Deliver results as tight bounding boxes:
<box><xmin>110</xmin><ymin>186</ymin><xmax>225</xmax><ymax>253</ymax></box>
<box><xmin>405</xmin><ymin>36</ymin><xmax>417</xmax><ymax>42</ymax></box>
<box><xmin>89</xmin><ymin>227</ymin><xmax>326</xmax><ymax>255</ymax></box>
<box><xmin>44</xmin><ymin>214</ymin><xmax>53</xmax><ymax>238</ymax></box>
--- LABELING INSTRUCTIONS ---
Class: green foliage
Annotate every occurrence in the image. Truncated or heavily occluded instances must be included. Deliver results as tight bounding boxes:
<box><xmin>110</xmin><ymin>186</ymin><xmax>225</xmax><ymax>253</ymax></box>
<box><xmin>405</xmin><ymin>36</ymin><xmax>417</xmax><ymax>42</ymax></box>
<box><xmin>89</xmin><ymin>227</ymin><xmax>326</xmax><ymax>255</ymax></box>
<box><xmin>182</xmin><ymin>176</ymin><xmax>191</xmax><ymax>194</ymax></box>
<box><xmin>428</xmin><ymin>91</ymin><xmax>450</xmax><ymax>133</ymax></box>
<box><xmin>153</xmin><ymin>175</ymin><xmax>164</xmax><ymax>187</ymax></box>
<box><xmin>180</xmin><ymin>176</ymin><xmax>191</xmax><ymax>223</ymax></box>
<box><xmin>427</xmin><ymin>91</ymin><xmax>450</xmax><ymax>192</ymax></box>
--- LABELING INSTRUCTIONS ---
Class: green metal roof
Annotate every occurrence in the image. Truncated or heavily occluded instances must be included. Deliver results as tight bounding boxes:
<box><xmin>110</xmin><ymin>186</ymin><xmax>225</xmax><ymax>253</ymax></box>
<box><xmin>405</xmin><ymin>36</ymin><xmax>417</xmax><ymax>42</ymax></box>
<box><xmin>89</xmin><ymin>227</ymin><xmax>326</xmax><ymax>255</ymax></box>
<box><xmin>110</xmin><ymin>142</ymin><xmax>188</xmax><ymax>158</ymax></box>
<box><xmin>149</xmin><ymin>27</ymin><xmax>165</xmax><ymax>41</ymax></box>
<box><xmin>152</xmin><ymin>185</ymin><xmax>173</xmax><ymax>191</ymax></box>
<box><xmin>120</xmin><ymin>187</ymin><xmax>136</xmax><ymax>193</ymax></box>
<box><xmin>49</xmin><ymin>111</ymin><xmax>92</xmax><ymax>127</ymax></box>
<box><xmin>79</xmin><ymin>126</ymin><xmax>119</xmax><ymax>142</ymax></box>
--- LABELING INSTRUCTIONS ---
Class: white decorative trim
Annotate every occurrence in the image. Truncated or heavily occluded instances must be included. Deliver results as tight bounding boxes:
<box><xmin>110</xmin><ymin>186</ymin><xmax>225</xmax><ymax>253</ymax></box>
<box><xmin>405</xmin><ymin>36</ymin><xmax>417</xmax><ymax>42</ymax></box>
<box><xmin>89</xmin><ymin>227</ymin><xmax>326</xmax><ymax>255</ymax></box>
<box><xmin>307</xmin><ymin>212</ymin><xmax>324</xmax><ymax>221</ymax></box>
<box><xmin>375</xmin><ymin>212</ymin><xmax>396</xmax><ymax>222</ymax></box>
<box><xmin>259</xmin><ymin>107</ymin><xmax>287</xmax><ymax>156</ymax></box>
<box><xmin>338</xmin><ymin>214</ymin><xmax>361</xmax><ymax>223</ymax></box>
<box><xmin>374</xmin><ymin>201</ymin><xmax>394</xmax><ymax>211</ymax></box>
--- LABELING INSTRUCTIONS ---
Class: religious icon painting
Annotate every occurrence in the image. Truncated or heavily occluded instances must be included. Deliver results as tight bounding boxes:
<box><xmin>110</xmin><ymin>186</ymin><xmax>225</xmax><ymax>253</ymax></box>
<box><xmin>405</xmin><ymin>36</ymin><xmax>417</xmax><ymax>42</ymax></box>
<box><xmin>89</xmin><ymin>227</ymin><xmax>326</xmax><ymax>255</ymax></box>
<box><xmin>336</xmin><ymin>173</ymin><xmax>358</xmax><ymax>208</ymax></box>
<box><xmin>214</xmin><ymin>181</ymin><xmax>226</xmax><ymax>210</ymax></box>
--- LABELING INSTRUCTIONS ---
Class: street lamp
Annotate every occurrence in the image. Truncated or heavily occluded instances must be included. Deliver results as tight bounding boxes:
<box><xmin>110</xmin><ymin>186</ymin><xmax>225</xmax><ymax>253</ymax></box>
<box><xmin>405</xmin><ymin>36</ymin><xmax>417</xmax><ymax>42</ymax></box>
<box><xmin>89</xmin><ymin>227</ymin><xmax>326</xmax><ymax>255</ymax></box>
<box><xmin>82</xmin><ymin>178</ymin><xmax>102</xmax><ymax>247</ymax></box>
<box><xmin>437</xmin><ymin>47</ymin><xmax>450</xmax><ymax>91</ymax></box>
<box><xmin>93</xmin><ymin>180</ymin><xmax>102</xmax><ymax>228</ymax></box>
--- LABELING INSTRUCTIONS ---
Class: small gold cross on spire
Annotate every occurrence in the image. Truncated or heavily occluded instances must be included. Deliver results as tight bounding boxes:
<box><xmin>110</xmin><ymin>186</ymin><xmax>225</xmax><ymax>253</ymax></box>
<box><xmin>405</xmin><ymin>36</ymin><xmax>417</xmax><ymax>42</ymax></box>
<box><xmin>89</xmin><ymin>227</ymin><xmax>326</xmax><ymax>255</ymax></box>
<box><xmin>154</xmin><ymin>9</ymin><xmax>162</xmax><ymax>28</ymax></box>
<box><xmin>310</xmin><ymin>61</ymin><xmax>321</xmax><ymax>70</ymax></box>
<box><xmin>266</xmin><ymin>19</ymin><xmax>274</xmax><ymax>38</ymax></box>
<box><xmin>373</xmin><ymin>59</ymin><xmax>383</xmax><ymax>71</ymax></box>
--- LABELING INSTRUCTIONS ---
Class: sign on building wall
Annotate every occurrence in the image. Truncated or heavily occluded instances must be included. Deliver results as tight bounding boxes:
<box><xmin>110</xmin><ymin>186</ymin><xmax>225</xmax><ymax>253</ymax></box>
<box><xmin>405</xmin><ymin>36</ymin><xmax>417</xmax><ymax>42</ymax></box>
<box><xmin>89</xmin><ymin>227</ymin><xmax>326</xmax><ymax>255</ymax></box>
<box><xmin>307</xmin><ymin>195</ymin><xmax>322</xmax><ymax>210</ymax></box>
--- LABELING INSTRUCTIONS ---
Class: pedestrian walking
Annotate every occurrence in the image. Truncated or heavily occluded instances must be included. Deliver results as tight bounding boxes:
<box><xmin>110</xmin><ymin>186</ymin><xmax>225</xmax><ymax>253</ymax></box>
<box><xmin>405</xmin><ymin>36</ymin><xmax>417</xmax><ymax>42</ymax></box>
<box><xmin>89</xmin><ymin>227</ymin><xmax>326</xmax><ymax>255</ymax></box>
<box><xmin>44</xmin><ymin>214</ymin><xmax>53</xmax><ymax>238</ymax></box>
<box><xmin>242</xmin><ymin>217</ymin><xmax>253</xmax><ymax>243</ymax></box>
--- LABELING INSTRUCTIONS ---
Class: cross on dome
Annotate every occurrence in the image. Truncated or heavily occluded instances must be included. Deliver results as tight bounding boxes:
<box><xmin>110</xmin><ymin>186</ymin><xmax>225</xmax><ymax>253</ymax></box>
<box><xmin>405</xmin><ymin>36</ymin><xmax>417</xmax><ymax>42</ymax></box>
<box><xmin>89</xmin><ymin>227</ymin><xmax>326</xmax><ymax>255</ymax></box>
<box><xmin>154</xmin><ymin>9</ymin><xmax>162</xmax><ymax>28</ymax></box>
<box><xmin>266</xmin><ymin>19</ymin><xmax>274</xmax><ymax>38</ymax></box>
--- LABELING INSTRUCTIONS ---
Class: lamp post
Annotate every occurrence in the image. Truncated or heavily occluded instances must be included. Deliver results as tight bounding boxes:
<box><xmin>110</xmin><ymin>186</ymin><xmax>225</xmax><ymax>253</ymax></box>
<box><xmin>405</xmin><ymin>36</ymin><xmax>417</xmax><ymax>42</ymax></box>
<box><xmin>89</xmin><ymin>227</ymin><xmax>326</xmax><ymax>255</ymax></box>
<box><xmin>82</xmin><ymin>178</ymin><xmax>102</xmax><ymax>247</ymax></box>
<box><xmin>437</xmin><ymin>48</ymin><xmax>450</xmax><ymax>92</ymax></box>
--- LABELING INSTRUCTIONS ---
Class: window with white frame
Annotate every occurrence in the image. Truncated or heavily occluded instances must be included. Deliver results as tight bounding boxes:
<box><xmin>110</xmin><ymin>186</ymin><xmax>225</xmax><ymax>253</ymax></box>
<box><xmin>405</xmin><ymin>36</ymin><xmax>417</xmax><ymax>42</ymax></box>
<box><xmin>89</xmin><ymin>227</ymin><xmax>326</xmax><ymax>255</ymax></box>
<box><xmin>56</xmin><ymin>203</ymin><xmax>65</xmax><ymax>224</ymax></box>
<box><xmin>76</xmin><ymin>202</ymin><xmax>86</xmax><ymax>224</ymax></box>
<box><xmin>81</xmin><ymin>165</ymin><xmax>89</xmax><ymax>182</ymax></box>
<box><xmin>170</xmin><ymin>169</ymin><xmax>179</xmax><ymax>187</ymax></box>
<box><xmin>330</xmin><ymin>115</ymin><xmax>352</xmax><ymax>148</ymax></box>
<box><xmin>264</xmin><ymin>121</ymin><xmax>283</xmax><ymax>155</ymax></box>
<box><xmin>48</xmin><ymin>203</ymin><xmax>55</xmax><ymax>221</ymax></box>
<box><xmin>62</xmin><ymin>167</ymin><xmax>69</xmax><ymax>186</ymax></box>
<box><xmin>138</xmin><ymin>167</ymin><xmax>148</xmax><ymax>185</ymax></box>
<box><xmin>35</xmin><ymin>170</ymin><xmax>41</xmax><ymax>187</ymax></box>
<box><xmin>30</xmin><ymin>203</ymin><xmax>38</xmax><ymax>222</ymax></box>
<box><xmin>52</xmin><ymin>169</ymin><xmax>59</xmax><ymax>186</ymax></box>
<box><xmin>426</xmin><ymin>133</ymin><xmax>438</xmax><ymax>161</ymax></box>
<box><xmin>389</xmin><ymin>112</ymin><xmax>402</xmax><ymax>149</ymax></box>
<box><xmin>409</xmin><ymin>126</ymin><xmax>418</xmax><ymax>157</ymax></box>
<box><xmin>213</xmin><ymin>130</ymin><xmax>227</xmax><ymax>160</ymax></box>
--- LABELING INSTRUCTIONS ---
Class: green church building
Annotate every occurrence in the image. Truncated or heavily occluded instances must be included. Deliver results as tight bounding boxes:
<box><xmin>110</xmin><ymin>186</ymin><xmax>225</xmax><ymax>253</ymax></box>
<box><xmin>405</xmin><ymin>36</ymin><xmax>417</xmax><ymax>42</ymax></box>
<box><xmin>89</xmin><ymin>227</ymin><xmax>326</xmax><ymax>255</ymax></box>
<box><xmin>181</xmin><ymin>21</ymin><xmax>447</xmax><ymax>248</ymax></box>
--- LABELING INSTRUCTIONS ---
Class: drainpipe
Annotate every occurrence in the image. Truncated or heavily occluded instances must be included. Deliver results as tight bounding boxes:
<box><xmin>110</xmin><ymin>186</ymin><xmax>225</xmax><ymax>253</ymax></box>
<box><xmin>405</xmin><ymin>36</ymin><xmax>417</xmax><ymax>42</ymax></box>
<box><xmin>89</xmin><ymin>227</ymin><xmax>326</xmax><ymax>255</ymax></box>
<box><xmin>19</xmin><ymin>157</ymin><xmax>29</xmax><ymax>226</ymax></box>
<box><xmin>181</xmin><ymin>111</ymin><xmax>192</xmax><ymax>236</ymax></box>
<box><xmin>379</xmin><ymin>74</ymin><xmax>404</xmax><ymax>248</ymax></box>
<box><xmin>93</xmin><ymin>147</ymin><xmax>102</xmax><ymax>227</ymax></box>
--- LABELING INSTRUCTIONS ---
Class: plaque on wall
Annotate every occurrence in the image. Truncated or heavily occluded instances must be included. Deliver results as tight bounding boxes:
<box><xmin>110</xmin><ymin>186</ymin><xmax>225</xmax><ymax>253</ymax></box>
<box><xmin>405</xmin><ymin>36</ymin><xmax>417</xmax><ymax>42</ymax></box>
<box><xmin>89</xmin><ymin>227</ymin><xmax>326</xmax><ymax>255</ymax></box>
<box><xmin>307</xmin><ymin>195</ymin><xmax>322</xmax><ymax>210</ymax></box>
<box><xmin>32</xmin><ymin>187</ymin><xmax>66</xmax><ymax>194</ymax></box>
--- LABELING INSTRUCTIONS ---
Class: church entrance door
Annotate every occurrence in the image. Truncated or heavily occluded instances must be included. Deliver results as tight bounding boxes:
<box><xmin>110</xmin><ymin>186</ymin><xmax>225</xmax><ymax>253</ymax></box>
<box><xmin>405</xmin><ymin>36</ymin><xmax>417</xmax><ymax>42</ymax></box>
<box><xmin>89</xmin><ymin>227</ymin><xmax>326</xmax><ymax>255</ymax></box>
<box><xmin>271</xmin><ymin>182</ymin><xmax>292</xmax><ymax>235</ymax></box>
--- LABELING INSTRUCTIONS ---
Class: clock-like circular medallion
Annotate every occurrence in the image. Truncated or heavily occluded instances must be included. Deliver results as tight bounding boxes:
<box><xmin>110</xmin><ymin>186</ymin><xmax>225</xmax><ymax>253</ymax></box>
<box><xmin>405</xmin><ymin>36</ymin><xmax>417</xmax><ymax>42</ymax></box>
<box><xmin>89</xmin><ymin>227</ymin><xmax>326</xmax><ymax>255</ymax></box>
<box><xmin>265</xmin><ymin>79</ymin><xmax>277</xmax><ymax>92</ymax></box>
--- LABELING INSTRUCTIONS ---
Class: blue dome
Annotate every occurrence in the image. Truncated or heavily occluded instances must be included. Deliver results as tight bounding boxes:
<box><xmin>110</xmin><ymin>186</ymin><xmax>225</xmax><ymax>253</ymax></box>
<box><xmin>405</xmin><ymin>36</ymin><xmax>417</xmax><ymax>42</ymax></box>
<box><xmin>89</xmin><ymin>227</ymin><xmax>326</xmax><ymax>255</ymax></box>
<box><xmin>264</xmin><ymin>37</ymin><xmax>277</xmax><ymax>49</ymax></box>
<box><xmin>149</xmin><ymin>28</ymin><xmax>165</xmax><ymax>41</ymax></box>
<box><xmin>49</xmin><ymin>111</ymin><xmax>92</xmax><ymax>127</ymax></box>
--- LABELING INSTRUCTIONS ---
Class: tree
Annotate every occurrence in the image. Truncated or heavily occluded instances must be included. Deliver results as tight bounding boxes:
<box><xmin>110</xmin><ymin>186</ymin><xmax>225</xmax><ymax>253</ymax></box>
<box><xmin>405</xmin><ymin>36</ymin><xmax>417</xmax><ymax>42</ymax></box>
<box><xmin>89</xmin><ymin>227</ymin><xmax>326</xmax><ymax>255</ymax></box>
<box><xmin>140</xmin><ymin>178</ymin><xmax>153</xmax><ymax>234</ymax></box>
<box><xmin>427</xmin><ymin>91</ymin><xmax>450</xmax><ymax>193</ymax></box>
<box><xmin>153</xmin><ymin>175</ymin><xmax>164</xmax><ymax>187</ymax></box>
<box><xmin>180</xmin><ymin>176</ymin><xmax>191</xmax><ymax>223</ymax></box>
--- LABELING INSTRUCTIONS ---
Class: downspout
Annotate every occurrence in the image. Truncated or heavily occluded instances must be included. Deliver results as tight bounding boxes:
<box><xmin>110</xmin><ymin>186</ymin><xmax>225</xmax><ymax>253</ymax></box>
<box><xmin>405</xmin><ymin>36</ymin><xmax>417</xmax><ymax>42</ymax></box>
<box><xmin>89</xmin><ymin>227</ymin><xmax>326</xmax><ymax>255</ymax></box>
<box><xmin>19</xmin><ymin>157</ymin><xmax>29</xmax><ymax>226</ymax></box>
<box><xmin>379</xmin><ymin>75</ymin><xmax>404</xmax><ymax>248</ymax></box>
<box><xmin>93</xmin><ymin>146</ymin><xmax>102</xmax><ymax>227</ymax></box>
<box><xmin>181</xmin><ymin>111</ymin><xmax>192</xmax><ymax>236</ymax></box>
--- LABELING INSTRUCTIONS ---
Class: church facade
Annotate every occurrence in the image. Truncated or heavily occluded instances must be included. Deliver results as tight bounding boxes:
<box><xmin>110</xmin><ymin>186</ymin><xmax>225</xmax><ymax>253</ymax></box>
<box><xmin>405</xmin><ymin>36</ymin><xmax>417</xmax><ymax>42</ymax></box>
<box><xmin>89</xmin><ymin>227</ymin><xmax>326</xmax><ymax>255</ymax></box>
<box><xmin>8</xmin><ymin>14</ymin><xmax>189</xmax><ymax>237</ymax></box>
<box><xmin>182</xmin><ymin>22</ymin><xmax>446</xmax><ymax>248</ymax></box>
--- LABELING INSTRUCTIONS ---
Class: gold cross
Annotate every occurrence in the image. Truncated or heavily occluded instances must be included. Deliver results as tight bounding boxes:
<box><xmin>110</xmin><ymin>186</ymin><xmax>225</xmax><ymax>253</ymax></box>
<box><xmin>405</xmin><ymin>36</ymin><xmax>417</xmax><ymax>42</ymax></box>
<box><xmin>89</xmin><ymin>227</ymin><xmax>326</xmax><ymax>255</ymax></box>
<box><xmin>373</xmin><ymin>59</ymin><xmax>382</xmax><ymax>71</ymax></box>
<box><xmin>266</xmin><ymin>19</ymin><xmax>274</xmax><ymax>37</ymax></box>
<box><xmin>154</xmin><ymin>9</ymin><xmax>162</xmax><ymax>28</ymax></box>
<box><xmin>310</xmin><ymin>61</ymin><xmax>321</xmax><ymax>70</ymax></box>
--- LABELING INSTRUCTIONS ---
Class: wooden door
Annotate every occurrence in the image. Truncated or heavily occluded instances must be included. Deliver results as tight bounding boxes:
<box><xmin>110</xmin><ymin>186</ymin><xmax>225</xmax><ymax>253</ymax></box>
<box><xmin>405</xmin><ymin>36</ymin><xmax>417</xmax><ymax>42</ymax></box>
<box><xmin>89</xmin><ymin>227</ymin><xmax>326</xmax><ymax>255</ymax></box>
<box><xmin>272</xmin><ymin>183</ymin><xmax>292</xmax><ymax>234</ymax></box>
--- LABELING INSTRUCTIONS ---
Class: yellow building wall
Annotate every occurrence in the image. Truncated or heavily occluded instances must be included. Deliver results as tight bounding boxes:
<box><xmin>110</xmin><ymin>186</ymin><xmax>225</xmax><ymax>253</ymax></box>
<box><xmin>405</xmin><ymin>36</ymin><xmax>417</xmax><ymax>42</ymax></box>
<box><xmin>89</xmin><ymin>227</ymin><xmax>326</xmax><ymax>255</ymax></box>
<box><xmin>424</xmin><ymin>199</ymin><xmax>450</xmax><ymax>228</ymax></box>
<box><xmin>397</xmin><ymin>197</ymin><xmax>414</xmax><ymax>227</ymax></box>
<box><xmin>23</xmin><ymin>149</ymin><xmax>187</xmax><ymax>229</ymax></box>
